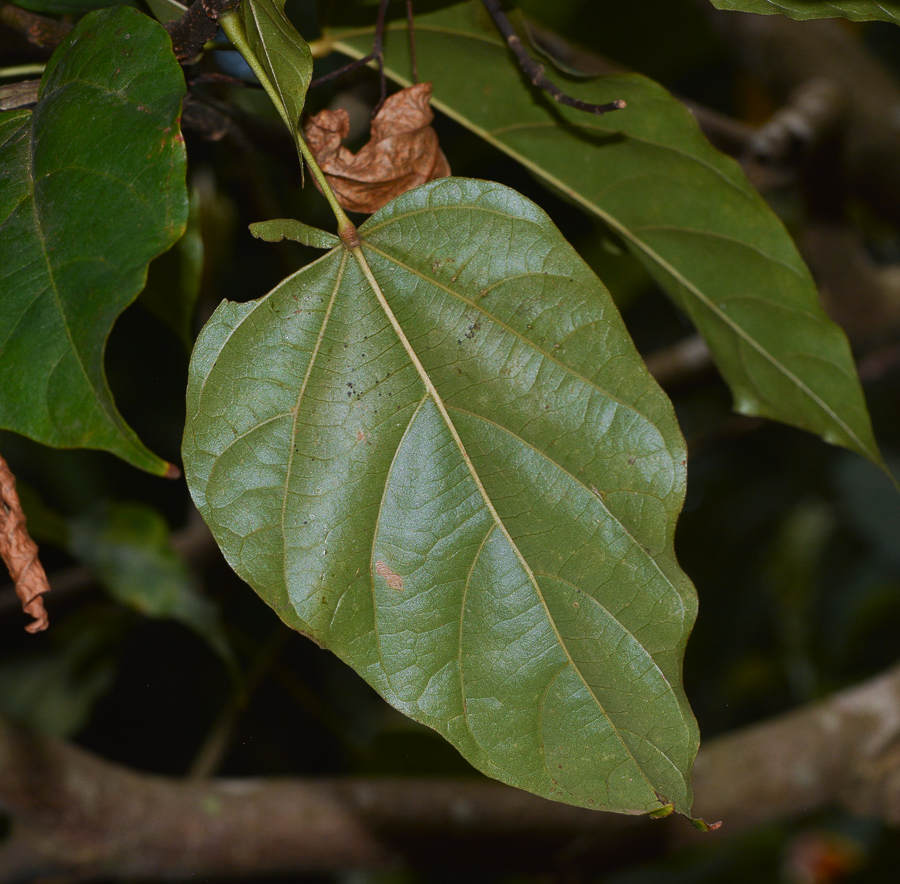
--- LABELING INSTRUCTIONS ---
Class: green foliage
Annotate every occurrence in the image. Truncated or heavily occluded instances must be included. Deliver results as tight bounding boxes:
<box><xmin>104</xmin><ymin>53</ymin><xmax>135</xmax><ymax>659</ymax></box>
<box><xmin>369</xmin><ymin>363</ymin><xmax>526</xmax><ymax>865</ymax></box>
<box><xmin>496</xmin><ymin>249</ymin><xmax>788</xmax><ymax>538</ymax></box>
<box><xmin>329</xmin><ymin>1</ymin><xmax>883</xmax><ymax>469</ymax></box>
<box><xmin>0</xmin><ymin>6</ymin><xmax>187</xmax><ymax>475</ymax></box>
<box><xmin>67</xmin><ymin>503</ymin><xmax>233</xmax><ymax>665</ymax></box>
<box><xmin>2</xmin><ymin>0</ymin><xmax>898</xmax><ymax>842</ymax></box>
<box><xmin>249</xmin><ymin>218</ymin><xmax>341</xmax><ymax>248</ymax></box>
<box><xmin>12</xmin><ymin>0</ymin><xmax>126</xmax><ymax>15</ymax></box>
<box><xmin>183</xmin><ymin>178</ymin><xmax>698</xmax><ymax>815</ymax></box>
<box><xmin>0</xmin><ymin>611</ymin><xmax>120</xmax><ymax>737</ymax></box>
<box><xmin>709</xmin><ymin>0</ymin><xmax>900</xmax><ymax>24</ymax></box>
<box><xmin>220</xmin><ymin>0</ymin><xmax>313</xmax><ymax>132</ymax></box>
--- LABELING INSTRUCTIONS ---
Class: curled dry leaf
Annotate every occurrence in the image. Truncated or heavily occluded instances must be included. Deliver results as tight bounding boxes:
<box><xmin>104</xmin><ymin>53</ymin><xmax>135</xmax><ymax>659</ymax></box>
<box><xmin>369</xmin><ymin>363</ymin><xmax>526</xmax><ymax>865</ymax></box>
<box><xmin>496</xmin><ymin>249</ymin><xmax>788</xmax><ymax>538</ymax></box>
<box><xmin>303</xmin><ymin>82</ymin><xmax>450</xmax><ymax>214</ymax></box>
<box><xmin>0</xmin><ymin>452</ymin><xmax>49</xmax><ymax>633</ymax></box>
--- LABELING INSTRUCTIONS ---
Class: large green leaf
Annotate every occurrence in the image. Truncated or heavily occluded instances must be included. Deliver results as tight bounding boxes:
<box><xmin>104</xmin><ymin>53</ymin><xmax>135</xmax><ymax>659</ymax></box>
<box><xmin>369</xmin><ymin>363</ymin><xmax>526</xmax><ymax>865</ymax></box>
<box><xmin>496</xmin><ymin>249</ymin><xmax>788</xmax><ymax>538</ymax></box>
<box><xmin>184</xmin><ymin>177</ymin><xmax>699</xmax><ymax>816</ymax></box>
<box><xmin>0</xmin><ymin>6</ymin><xmax>187</xmax><ymax>475</ymax></box>
<box><xmin>708</xmin><ymin>0</ymin><xmax>900</xmax><ymax>24</ymax></box>
<box><xmin>328</xmin><ymin>2</ymin><xmax>883</xmax><ymax>468</ymax></box>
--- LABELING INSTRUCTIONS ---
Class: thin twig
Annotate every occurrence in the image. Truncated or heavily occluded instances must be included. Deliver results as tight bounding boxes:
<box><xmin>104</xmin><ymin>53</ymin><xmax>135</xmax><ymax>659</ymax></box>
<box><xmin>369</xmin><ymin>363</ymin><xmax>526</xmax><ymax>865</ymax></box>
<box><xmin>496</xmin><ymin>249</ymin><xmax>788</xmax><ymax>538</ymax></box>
<box><xmin>310</xmin><ymin>0</ymin><xmax>391</xmax><ymax>113</ymax></box>
<box><xmin>165</xmin><ymin>0</ymin><xmax>241</xmax><ymax>62</ymax></box>
<box><xmin>406</xmin><ymin>0</ymin><xmax>418</xmax><ymax>84</ymax></box>
<box><xmin>480</xmin><ymin>0</ymin><xmax>625</xmax><ymax>115</ymax></box>
<box><xmin>370</xmin><ymin>0</ymin><xmax>390</xmax><ymax>114</ymax></box>
<box><xmin>0</xmin><ymin>2</ymin><xmax>71</xmax><ymax>51</ymax></box>
<box><xmin>188</xmin><ymin>626</ymin><xmax>290</xmax><ymax>779</ymax></box>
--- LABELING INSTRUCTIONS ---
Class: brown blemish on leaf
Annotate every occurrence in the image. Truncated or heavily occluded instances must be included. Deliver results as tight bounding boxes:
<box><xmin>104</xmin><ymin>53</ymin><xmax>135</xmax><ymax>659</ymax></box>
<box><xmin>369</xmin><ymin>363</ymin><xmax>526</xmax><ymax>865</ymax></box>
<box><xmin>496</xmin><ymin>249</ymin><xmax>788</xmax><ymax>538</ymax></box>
<box><xmin>375</xmin><ymin>560</ymin><xmax>403</xmax><ymax>591</ymax></box>
<box><xmin>0</xmin><ymin>452</ymin><xmax>49</xmax><ymax>633</ymax></box>
<box><xmin>304</xmin><ymin>83</ymin><xmax>450</xmax><ymax>214</ymax></box>
<box><xmin>356</xmin><ymin>430</ymin><xmax>366</xmax><ymax>442</ymax></box>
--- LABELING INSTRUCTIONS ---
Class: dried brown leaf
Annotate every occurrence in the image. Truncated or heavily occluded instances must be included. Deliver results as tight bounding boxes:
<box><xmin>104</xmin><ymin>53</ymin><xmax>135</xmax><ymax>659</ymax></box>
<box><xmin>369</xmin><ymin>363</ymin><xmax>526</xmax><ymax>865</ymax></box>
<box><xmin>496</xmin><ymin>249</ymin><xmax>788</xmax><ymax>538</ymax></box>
<box><xmin>0</xmin><ymin>452</ymin><xmax>49</xmax><ymax>633</ymax></box>
<box><xmin>304</xmin><ymin>82</ymin><xmax>450</xmax><ymax>214</ymax></box>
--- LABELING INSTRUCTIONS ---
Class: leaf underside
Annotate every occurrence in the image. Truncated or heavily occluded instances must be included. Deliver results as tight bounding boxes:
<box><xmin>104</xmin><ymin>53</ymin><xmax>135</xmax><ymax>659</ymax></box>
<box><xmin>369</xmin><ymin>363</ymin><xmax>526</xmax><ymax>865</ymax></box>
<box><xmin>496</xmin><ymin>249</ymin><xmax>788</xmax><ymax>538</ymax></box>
<box><xmin>184</xmin><ymin>178</ymin><xmax>699</xmax><ymax>816</ymax></box>
<box><xmin>232</xmin><ymin>0</ymin><xmax>313</xmax><ymax>132</ymax></box>
<box><xmin>328</xmin><ymin>1</ymin><xmax>883</xmax><ymax>469</ymax></box>
<box><xmin>709</xmin><ymin>0</ymin><xmax>900</xmax><ymax>24</ymax></box>
<box><xmin>0</xmin><ymin>6</ymin><xmax>187</xmax><ymax>474</ymax></box>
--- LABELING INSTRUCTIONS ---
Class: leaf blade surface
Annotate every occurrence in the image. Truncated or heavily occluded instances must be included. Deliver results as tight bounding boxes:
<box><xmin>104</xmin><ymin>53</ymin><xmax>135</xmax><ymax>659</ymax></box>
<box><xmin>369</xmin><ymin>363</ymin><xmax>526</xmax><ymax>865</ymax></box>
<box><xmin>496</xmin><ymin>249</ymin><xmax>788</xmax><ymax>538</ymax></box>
<box><xmin>328</xmin><ymin>2</ymin><xmax>882</xmax><ymax>467</ymax></box>
<box><xmin>184</xmin><ymin>177</ymin><xmax>698</xmax><ymax>815</ymax></box>
<box><xmin>708</xmin><ymin>0</ymin><xmax>900</xmax><ymax>23</ymax></box>
<box><xmin>0</xmin><ymin>6</ymin><xmax>187</xmax><ymax>474</ymax></box>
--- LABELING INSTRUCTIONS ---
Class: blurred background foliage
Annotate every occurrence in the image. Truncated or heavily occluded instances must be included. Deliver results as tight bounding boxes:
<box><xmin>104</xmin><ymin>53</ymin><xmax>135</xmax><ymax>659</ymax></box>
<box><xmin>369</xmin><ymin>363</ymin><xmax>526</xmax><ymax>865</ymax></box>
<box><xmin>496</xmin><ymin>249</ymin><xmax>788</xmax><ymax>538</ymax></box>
<box><xmin>3</xmin><ymin>0</ymin><xmax>900</xmax><ymax>880</ymax></box>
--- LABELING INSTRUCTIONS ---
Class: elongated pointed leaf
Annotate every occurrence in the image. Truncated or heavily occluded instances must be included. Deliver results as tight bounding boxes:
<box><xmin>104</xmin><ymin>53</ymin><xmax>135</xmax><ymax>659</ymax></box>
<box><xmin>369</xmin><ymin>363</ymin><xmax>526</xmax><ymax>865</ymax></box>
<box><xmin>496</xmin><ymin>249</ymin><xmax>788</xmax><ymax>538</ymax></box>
<box><xmin>709</xmin><ymin>0</ymin><xmax>900</xmax><ymax>23</ymax></box>
<box><xmin>0</xmin><ymin>6</ymin><xmax>187</xmax><ymax>475</ymax></box>
<box><xmin>184</xmin><ymin>177</ymin><xmax>699</xmax><ymax>816</ymax></box>
<box><xmin>250</xmin><ymin>218</ymin><xmax>340</xmax><ymax>248</ymax></box>
<box><xmin>329</xmin><ymin>2</ymin><xmax>883</xmax><ymax>468</ymax></box>
<box><xmin>225</xmin><ymin>0</ymin><xmax>312</xmax><ymax>131</ymax></box>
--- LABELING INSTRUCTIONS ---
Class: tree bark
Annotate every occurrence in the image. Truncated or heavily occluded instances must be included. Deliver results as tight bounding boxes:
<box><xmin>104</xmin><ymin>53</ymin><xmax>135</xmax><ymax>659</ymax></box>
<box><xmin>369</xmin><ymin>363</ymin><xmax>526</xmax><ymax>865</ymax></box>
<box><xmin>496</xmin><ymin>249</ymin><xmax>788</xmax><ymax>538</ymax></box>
<box><xmin>4</xmin><ymin>664</ymin><xmax>900</xmax><ymax>879</ymax></box>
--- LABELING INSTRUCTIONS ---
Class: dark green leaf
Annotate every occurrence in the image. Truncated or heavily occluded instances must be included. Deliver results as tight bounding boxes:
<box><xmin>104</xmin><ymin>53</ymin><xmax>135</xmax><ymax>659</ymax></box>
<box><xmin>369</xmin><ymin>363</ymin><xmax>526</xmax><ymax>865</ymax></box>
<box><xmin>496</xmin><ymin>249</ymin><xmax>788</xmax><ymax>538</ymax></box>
<box><xmin>223</xmin><ymin>0</ymin><xmax>313</xmax><ymax>131</ymax></box>
<box><xmin>250</xmin><ymin>218</ymin><xmax>341</xmax><ymax>248</ymax></box>
<box><xmin>0</xmin><ymin>6</ymin><xmax>187</xmax><ymax>475</ymax></box>
<box><xmin>145</xmin><ymin>0</ymin><xmax>186</xmax><ymax>23</ymax></box>
<box><xmin>709</xmin><ymin>0</ymin><xmax>900</xmax><ymax>24</ymax></box>
<box><xmin>184</xmin><ymin>177</ymin><xmax>699</xmax><ymax>816</ymax></box>
<box><xmin>68</xmin><ymin>503</ymin><xmax>234</xmax><ymax>665</ymax></box>
<box><xmin>13</xmin><ymin>0</ymin><xmax>130</xmax><ymax>15</ymax></box>
<box><xmin>328</xmin><ymin>2</ymin><xmax>884</xmax><ymax>468</ymax></box>
<box><xmin>141</xmin><ymin>187</ymin><xmax>205</xmax><ymax>348</ymax></box>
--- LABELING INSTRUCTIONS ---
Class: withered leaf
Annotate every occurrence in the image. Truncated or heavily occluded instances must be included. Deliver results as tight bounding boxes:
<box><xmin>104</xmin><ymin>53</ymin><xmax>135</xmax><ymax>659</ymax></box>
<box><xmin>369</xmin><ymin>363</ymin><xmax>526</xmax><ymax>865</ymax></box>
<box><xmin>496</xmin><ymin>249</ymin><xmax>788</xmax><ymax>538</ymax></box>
<box><xmin>0</xmin><ymin>452</ymin><xmax>49</xmax><ymax>633</ymax></box>
<box><xmin>304</xmin><ymin>82</ymin><xmax>450</xmax><ymax>214</ymax></box>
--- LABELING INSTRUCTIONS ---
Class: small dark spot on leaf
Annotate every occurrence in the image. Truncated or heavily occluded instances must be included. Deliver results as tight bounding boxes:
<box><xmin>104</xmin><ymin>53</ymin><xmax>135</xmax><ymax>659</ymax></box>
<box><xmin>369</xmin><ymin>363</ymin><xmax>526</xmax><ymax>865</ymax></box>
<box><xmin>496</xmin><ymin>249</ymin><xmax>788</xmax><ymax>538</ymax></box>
<box><xmin>628</xmin><ymin>456</ymin><xmax>636</xmax><ymax>465</ymax></box>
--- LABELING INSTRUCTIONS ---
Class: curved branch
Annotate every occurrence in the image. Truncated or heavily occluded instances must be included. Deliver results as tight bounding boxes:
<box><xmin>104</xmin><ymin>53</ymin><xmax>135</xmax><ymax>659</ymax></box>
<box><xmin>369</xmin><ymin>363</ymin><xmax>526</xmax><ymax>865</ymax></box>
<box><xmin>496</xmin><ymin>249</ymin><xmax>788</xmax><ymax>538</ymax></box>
<box><xmin>3</xmin><ymin>664</ymin><xmax>900</xmax><ymax>878</ymax></box>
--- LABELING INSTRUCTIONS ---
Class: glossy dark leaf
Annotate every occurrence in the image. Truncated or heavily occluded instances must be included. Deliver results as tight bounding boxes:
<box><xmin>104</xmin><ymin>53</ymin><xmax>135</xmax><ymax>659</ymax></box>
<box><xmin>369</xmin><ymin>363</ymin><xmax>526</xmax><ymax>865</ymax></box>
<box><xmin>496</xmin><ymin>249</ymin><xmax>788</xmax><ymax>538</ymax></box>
<box><xmin>0</xmin><ymin>6</ymin><xmax>187</xmax><ymax>474</ymax></box>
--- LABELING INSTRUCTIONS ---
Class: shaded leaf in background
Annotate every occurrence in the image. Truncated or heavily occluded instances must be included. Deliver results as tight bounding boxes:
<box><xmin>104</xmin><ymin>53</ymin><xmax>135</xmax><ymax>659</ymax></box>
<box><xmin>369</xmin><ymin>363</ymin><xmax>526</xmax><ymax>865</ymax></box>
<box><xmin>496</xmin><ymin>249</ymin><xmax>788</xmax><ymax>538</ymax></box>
<box><xmin>708</xmin><ymin>0</ymin><xmax>900</xmax><ymax>24</ymax></box>
<box><xmin>68</xmin><ymin>503</ymin><xmax>233</xmax><ymax>667</ymax></box>
<box><xmin>304</xmin><ymin>83</ymin><xmax>451</xmax><ymax>214</ymax></box>
<box><xmin>141</xmin><ymin>186</ymin><xmax>205</xmax><ymax>349</ymax></box>
<box><xmin>0</xmin><ymin>6</ymin><xmax>187</xmax><ymax>475</ymax></box>
<box><xmin>184</xmin><ymin>177</ymin><xmax>698</xmax><ymax>816</ymax></box>
<box><xmin>0</xmin><ymin>610</ymin><xmax>122</xmax><ymax>738</ymax></box>
<box><xmin>12</xmin><ymin>0</ymin><xmax>128</xmax><ymax>15</ymax></box>
<box><xmin>836</xmin><ymin>454</ymin><xmax>900</xmax><ymax>570</ymax></box>
<box><xmin>327</xmin><ymin>1</ymin><xmax>884</xmax><ymax>469</ymax></box>
<box><xmin>222</xmin><ymin>0</ymin><xmax>312</xmax><ymax>132</ymax></box>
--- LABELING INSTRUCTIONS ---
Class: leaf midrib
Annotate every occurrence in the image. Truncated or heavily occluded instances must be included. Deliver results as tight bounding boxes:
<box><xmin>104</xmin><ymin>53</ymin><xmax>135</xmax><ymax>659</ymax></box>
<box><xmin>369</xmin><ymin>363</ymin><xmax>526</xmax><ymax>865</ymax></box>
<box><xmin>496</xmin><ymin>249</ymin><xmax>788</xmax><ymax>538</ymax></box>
<box><xmin>362</xmin><ymin>240</ymin><xmax>661</xmax><ymax>431</ymax></box>
<box><xmin>26</xmin><ymin>118</ymin><xmax>129</xmax><ymax>448</ymax></box>
<box><xmin>351</xmin><ymin>244</ymin><xmax>663</xmax><ymax>802</ymax></box>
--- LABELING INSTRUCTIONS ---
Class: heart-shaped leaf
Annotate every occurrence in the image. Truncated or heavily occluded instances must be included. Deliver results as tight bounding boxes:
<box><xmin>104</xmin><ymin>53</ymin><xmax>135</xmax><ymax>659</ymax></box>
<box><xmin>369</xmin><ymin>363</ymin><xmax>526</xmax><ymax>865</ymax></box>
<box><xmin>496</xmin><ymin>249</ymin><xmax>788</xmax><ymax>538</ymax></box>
<box><xmin>0</xmin><ymin>6</ymin><xmax>187</xmax><ymax>475</ymax></box>
<box><xmin>184</xmin><ymin>177</ymin><xmax>699</xmax><ymax>815</ymax></box>
<box><xmin>328</xmin><ymin>2</ymin><xmax>883</xmax><ymax>469</ymax></box>
<box><xmin>708</xmin><ymin>0</ymin><xmax>900</xmax><ymax>23</ymax></box>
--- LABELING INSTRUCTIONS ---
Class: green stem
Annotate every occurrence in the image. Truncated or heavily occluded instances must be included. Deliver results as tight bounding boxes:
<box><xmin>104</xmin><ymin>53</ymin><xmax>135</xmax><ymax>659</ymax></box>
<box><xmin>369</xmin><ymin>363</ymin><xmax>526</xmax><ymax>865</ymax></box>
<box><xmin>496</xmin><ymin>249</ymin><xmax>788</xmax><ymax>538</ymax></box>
<box><xmin>0</xmin><ymin>64</ymin><xmax>45</xmax><ymax>79</ymax></box>
<box><xmin>218</xmin><ymin>10</ymin><xmax>357</xmax><ymax>245</ymax></box>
